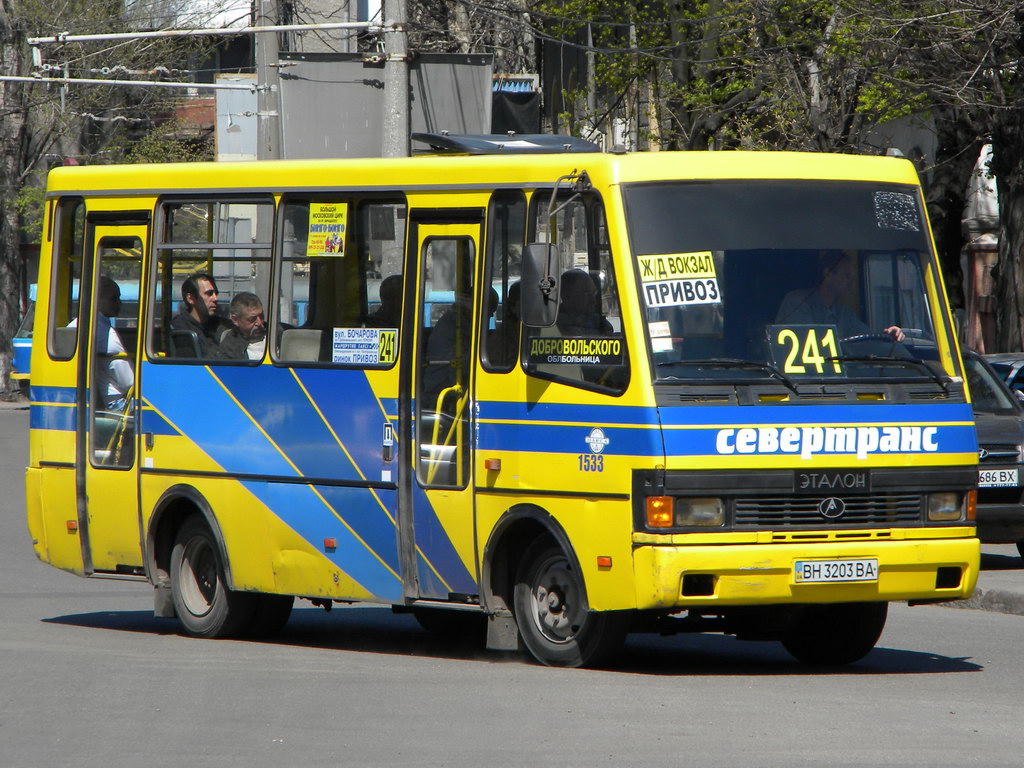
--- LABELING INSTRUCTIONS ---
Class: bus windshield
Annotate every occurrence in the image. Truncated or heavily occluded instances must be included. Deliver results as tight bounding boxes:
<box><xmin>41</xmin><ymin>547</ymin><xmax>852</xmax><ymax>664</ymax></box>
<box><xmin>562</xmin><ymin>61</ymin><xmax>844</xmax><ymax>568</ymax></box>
<box><xmin>623</xmin><ymin>180</ymin><xmax>957</xmax><ymax>388</ymax></box>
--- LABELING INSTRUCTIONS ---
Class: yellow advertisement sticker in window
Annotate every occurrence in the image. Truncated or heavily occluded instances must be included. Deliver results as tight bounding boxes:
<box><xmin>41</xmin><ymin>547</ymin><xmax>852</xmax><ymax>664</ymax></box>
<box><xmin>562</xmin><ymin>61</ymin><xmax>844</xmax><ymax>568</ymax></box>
<box><xmin>309</xmin><ymin>202</ymin><xmax>348</xmax><ymax>257</ymax></box>
<box><xmin>638</xmin><ymin>252</ymin><xmax>720</xmax><ymax>308</ymax></box>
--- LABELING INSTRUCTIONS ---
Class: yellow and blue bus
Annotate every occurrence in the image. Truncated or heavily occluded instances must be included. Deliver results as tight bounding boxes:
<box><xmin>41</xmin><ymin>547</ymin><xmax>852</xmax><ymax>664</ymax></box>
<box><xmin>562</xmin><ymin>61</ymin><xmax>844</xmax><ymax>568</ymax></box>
<box><xmin>25</xmin><ymin>136</ymin><xmax>980</xmax><ymax>667</ymax></box>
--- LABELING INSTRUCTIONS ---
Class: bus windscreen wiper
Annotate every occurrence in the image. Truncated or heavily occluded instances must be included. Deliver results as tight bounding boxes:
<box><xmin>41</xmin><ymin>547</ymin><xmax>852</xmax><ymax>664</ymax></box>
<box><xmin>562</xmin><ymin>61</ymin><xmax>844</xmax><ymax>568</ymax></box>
<box><xmin>659</xmin><ymin>357</ymin><xmax>800</xmax><ymax>394</ymax></box>
<box><xmin>825</xmin><ymin>355</ymin><xmax>950</xmax><ymax>392</ymax></box>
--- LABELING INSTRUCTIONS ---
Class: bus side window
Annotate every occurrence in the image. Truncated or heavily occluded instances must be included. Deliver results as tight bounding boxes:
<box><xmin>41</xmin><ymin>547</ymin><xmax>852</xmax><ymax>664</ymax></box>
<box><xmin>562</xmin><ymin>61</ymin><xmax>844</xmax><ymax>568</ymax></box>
<box><xmin>523</xmin><ymin>191</ymin><xmax>629</xmax><ymax>393</ymax></box>
<box><xmin>46</xmin><ymin>198</ymin><xmax>86</xmax><ymax>361</ymax></box>
<box><xmin>481</xmin><ymin>190</ymin><xmax>526</xmax><ymax>372</ymax></box>
<box><xmin>149</xmin><ymin>197</ymin><xmax>273</xmax><ymax>362</ymax></box>
<box><xmin>275</xmin><ymin>198</ymin><xmax>406</xmax><ymax>367</ymax></box>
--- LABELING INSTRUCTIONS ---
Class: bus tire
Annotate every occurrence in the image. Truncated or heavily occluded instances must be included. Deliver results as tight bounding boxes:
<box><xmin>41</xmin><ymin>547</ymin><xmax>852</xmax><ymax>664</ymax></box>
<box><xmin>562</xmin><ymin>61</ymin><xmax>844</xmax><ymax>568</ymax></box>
<box><xmin>246</xmin><ymin>595</ymin><xmax>294</xmax><ymax>638</ymax></box>
<box><xmin>781</xmin><ymin>602</ymin><xmax>887</xmax><ymax>666</ymax></box>
<box><xmin>512</xmin><ymin>538</ymin><xmax>629</xmax><ymax>668</ymax></box>
<box><xmin>170</xmin><ymin>515</ymin><xmax>254</xmax><ymax>639</ymax></box>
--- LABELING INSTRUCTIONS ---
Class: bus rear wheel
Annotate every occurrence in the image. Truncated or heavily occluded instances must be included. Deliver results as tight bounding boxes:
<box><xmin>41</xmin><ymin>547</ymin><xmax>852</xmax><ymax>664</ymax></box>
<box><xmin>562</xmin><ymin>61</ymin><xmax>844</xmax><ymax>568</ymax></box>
<box><xmin>170</xmin><ymin>515</ymin><xmax>254</xmax><ymax>639</ymax></box>
<box><xmin>781</xmin><ymin>602</ymin><xmax>887</xmax><ymax>666</ymax></box>
<box><xmin>513</xmin><ymin>539</ymin><xmax>629</xmax><ymax>668</ymax></box>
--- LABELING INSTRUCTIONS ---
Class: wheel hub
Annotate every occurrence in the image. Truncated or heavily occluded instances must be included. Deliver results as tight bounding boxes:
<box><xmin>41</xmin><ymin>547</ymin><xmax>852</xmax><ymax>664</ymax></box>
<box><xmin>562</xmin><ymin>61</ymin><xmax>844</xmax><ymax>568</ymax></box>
<box><xmin>532</xmin><ymin>562</ymin><xmax>581</xmax><ymax>643</ymax></box>
<box><xmin>180</xmin><ymin>538</ymin><xmax>217</xmax><ymax>617</ymax></box>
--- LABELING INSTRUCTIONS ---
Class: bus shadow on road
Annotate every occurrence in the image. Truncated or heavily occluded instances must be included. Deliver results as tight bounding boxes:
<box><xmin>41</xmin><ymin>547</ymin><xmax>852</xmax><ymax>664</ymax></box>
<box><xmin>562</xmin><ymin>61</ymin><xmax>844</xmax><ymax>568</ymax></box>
<box><xmin>43</xmin><ymin>605</ymin><xmax>982</xmax><ymax>675</ymax></box>
<box><xmin>613</xmin><ymin>634</ymin><xmax>982</xmax><ymax>676</ymax></box>
<box><xmin>43</xmin><ymin>606</ymin><xmax>503</xmax><ymax>663</ymax></box>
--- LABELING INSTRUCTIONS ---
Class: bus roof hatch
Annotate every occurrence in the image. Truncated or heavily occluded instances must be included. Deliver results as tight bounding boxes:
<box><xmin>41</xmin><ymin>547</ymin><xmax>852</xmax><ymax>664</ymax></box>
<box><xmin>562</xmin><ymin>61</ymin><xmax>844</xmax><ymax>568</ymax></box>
<box><xmin>411</xmin><ymin>133</ymin><xmax>601</xmax><ymax>155</ymax></box>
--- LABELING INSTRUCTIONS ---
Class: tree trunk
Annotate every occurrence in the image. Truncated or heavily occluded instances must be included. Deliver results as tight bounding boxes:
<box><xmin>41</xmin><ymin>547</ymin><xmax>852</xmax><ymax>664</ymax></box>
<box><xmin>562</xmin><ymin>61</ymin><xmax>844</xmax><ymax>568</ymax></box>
<box><xmin>992</xmin><ymin>173</ymin><xmax>1024</xmax><ymax>353</ymax></box>
<box><xmin>925</xmin><ymin>110</ymin><xmax>985</xmax><ymax>312</ymax></box>
<box><xmin>991</xmin><ymin>104</ymin><xmax>1024</xmax><ymax>352</ymax></box>
<box><xmin>0</xmin><ymin>0</ymin><xmax>27</xmax><ymax>395</ymax></box>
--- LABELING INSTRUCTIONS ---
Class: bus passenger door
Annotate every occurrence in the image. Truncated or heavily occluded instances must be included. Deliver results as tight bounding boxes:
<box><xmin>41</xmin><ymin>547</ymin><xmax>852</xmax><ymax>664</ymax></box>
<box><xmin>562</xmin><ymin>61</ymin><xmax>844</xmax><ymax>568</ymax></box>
<box><xmin>400</xmin><ymin>214</ymin><xmax>483</xmax><ymax>601</ymax></box>
<box><xmin>78</xmin><ymin>216</ymin><xmax>148</xmax><ymax>575</ymax></box>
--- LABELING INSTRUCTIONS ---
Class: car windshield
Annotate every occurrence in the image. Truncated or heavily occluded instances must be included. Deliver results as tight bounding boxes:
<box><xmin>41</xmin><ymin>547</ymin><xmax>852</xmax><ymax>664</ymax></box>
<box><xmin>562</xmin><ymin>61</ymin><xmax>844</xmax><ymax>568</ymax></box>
<box><xmin>965</xmin><ymin>354</ymin><xmax>1020</xmax><ymax>415</ymax></box>
<box><xmin>623</xmin><ymin>180</ymin><xmax>958</xmax><ymax>388</ymax></box>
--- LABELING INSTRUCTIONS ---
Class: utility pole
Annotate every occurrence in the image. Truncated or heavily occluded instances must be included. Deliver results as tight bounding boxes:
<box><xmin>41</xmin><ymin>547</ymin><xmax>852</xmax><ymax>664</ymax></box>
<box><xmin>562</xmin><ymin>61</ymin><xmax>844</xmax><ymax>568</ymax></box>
<box><xmin>382</xmin><ymin>0</ymin><xmax>409</xmax><ymax>158</ymax></box>
<box><xmin>255</xmin><ymin>0</ymin><xmax>281</xmax><ymax>160</ymax></box>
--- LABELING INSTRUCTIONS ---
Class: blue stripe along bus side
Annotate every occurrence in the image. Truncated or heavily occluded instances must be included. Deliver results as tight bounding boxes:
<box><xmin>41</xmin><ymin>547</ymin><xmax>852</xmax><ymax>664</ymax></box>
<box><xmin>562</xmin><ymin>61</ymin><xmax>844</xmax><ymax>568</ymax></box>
<box><xmin>476</xmin><ymin>401</ymin><xmax>976</xmax><ymax>459</ymax></box>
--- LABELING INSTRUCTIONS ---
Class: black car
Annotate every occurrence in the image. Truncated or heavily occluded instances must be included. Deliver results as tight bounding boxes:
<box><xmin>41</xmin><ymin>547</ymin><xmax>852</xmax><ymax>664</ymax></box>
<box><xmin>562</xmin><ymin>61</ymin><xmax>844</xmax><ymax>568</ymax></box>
<box><xmin>965</xmin><ymin>350</ymin><xmax>1024</xmax><ymax>557</ymax></box>
<box><xmin>985</xmin><ymin>352</ymin><xmax>1024</xmax><ymax>400</ymax></box>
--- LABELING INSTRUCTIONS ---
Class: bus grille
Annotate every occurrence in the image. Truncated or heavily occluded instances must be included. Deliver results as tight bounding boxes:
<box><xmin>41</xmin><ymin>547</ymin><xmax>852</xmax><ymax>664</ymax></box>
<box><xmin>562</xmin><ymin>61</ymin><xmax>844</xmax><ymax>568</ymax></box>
<box><xmin>734</xmin><ymin>493</ymin><xmax>923</xmax><ymax>527</ymax></box>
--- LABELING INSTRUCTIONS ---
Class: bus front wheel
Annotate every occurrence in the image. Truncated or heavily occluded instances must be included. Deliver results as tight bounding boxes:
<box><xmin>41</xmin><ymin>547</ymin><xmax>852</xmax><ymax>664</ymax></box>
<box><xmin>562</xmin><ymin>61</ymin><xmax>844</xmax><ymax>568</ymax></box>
<box><xmin>781</xmin><ymin>602</ymin><xmax>887</xmax><ymax>665</ymax></box>
<box><xmin>512</xmin><ymin>539</ymin><xmax>629</xmax><ymax>668</ymax></box>
<box><xmin>170</xmin><ymin>515</ymin><xmax>254</xmax><ymax>639</ymax></box>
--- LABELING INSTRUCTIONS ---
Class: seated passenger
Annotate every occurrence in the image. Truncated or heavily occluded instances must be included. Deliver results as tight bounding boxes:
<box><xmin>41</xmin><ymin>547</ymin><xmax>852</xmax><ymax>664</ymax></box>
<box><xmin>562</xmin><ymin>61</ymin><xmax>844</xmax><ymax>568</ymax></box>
<box><xmin>487</xmin><ymin>281</ymin><xmax>521</xmax><ymax>366</ymax></box>
<box><xmin>366</xmin><ymin>274</ymin><xmax>403</xmax><ymax>328</ymax></box>
<box><xmin>171</xmin><ymin>272</ymin><xmax>233</xmax><ymax>356</ymax></box>
<box><xmin>557</xmin><ymin>269</ymin><xmax>613</xmax><ymax>337</ymax></box>
<box><xmin>218</xmin><ymin>292</ymin><xmax>267</xmax><ymax>361</ymax></box>
<box><xmin>70</xmin><ymin>275</ymin><xmax>133</xmax><ymax>410</ymax></box>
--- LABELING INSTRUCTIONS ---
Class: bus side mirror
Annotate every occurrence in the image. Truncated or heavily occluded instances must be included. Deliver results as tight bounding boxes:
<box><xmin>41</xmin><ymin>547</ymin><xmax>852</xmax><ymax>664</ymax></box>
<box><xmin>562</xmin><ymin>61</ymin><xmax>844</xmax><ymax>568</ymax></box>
<box><xmin>521</xmin><ymin>243</ymin><xmax>560</xmax><ymax>327</ymax></box>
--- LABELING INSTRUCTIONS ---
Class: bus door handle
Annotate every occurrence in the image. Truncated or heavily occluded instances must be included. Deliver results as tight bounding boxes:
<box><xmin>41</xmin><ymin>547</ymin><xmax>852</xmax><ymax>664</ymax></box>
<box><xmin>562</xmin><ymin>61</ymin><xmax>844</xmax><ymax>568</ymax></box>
<box><xmin>144</xmin><ymin>432</ymin><xmax>154</xmax><ymax>450</ymax></box>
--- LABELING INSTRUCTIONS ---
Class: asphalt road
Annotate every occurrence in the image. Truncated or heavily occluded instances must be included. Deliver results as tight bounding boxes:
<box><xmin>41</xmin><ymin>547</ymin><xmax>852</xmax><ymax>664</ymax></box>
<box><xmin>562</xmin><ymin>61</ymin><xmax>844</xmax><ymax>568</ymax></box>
<box><xmin>3</xmin><ymin>405</ymin><xmax>1024</xmax><ymax>767</ymax></box>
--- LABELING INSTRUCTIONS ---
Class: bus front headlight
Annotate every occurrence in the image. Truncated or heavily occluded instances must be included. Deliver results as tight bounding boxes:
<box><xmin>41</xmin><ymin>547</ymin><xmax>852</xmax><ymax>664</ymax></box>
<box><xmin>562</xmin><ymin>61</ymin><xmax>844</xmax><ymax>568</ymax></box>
<box><xmin>927</xmin><ymin>492</ymin><xmax>963</xmax><ymax>522</ymax></box>
<box><xmin>675</xmin><ymin>497</ymin><xmax>725</xmax><ymax>527</ymax></box>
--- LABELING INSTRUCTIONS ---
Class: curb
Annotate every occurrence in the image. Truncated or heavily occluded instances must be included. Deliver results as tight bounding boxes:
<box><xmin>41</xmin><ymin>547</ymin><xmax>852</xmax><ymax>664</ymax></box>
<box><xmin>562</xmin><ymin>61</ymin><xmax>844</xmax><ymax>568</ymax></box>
<box><xmin>939</xmin><ymin>588</ymin><xmax>1024</xmax><ymax>617</ymax></box>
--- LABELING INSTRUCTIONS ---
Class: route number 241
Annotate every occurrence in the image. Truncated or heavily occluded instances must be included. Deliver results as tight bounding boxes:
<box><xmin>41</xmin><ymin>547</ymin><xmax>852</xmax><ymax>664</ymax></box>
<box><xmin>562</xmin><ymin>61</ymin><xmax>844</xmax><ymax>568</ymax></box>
<box><xmin>770</xmin><ymin>325</ymin><xmax>844</xmax><ymax>376</ymax></box>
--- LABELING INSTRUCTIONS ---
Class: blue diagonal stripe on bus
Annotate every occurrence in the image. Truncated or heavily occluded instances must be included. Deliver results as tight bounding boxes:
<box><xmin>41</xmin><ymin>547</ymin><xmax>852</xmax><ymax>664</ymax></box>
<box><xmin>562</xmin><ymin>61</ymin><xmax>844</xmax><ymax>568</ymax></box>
<box><xmin>141</xmin><ymin>366</ymin><xmax>400</xmax><ymax>599</ymax></box>
<box><xmin>314</xmin><ymin>485</ymin><xmax>401</xmax><ymax>574</ymax></box>
<box><xmin>140</xmin><ymin>408</ymin><xmax>181</xmax><ymax>436</ymax></box>
<box><xmin>408</xmin><ymin>482</ymin><xmax>477</xmax><ymax>595</ymax></box>
<box><xmin>240</xmin><ymin>479</ymin><xmax>403</xmax><ymax>601</ymax></box>
<box><xmin>296</xmin><ymin>369</ymin><xmax>477</xmax><ymax>595</ymax></box>
<box><xmin>212</xmin><ymin>365</ymin><xmax>362</xmax><ymax>481</ymax></box>
<box><xmin>417</xmin><ymin>556</ymin><xmax>453</xmax><ymax>600</ymax></box>
<box><xmin>141</xmin><ymin>363</ymin><xmax>298</xmax><ymax>477</ymax></box>
<box><xmin>141</xmin><ymin>362</ymin><xmax>474</xmax><ymax>596</ymax></box>
<box><xmin>291</xmin><ymin>368</ymin><xmax>395</xmax><ymax>476</ymax></box>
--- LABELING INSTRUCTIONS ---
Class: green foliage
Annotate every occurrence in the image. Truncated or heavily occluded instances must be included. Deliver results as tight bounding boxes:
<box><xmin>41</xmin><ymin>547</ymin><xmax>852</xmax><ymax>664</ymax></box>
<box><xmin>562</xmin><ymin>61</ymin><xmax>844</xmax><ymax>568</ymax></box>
<box><xmin>125</xmin><ymin>119</ymin><xmax>214</xmax><ymax>164</ymax></box>
<box><xmin>14</xmin><ymin>183</ymin><xmax>45</xmax><ymax>246</ymax></box>
<box><xmin>528</xmin><ymin>0</ymin><xmax>1001</xmax><ymax>152</ymax></box>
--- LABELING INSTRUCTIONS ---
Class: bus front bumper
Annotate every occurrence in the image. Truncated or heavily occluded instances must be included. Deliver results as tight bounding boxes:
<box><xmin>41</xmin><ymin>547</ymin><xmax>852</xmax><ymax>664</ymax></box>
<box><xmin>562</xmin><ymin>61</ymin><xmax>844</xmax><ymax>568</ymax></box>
<box><xmin>632</xmin><ymin>534</ymin><xmax>980</xmax><ymax>610</ymax></box>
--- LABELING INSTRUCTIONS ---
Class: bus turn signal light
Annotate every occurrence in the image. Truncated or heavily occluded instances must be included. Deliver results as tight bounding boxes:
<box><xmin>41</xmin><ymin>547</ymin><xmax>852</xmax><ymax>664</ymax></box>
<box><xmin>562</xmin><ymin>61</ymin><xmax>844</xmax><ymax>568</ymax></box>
<box><xmin>646</xmin><ymin>496</ymin><xmax>673</xmax><ymax>528</ymax></box>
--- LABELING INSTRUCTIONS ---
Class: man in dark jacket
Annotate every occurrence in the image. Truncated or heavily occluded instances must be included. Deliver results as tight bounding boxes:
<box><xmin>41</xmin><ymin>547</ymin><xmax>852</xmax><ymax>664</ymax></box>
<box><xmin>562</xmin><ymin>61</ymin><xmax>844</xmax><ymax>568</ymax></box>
<box><xmin>170</xmin><ymin>272</ymin><xmax>233</xmax><ymax>357</ymax></box>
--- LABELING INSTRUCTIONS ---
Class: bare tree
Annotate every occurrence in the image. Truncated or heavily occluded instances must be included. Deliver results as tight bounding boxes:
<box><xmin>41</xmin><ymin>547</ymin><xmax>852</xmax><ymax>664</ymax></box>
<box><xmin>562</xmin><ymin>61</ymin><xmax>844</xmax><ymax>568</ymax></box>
<box><xmin>0</xmin><ymin>0</ymin><xmax>218</xmax><ymax>393</ymax></box>
<box><xmin>0</xmin><ymin>0</ymin><xmax>28</xmax><ymax>394</ymax></box>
